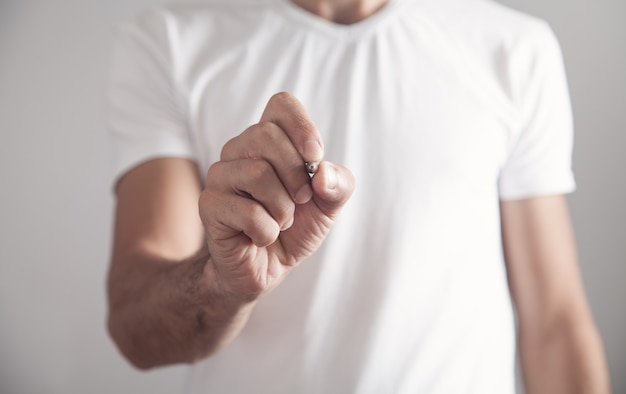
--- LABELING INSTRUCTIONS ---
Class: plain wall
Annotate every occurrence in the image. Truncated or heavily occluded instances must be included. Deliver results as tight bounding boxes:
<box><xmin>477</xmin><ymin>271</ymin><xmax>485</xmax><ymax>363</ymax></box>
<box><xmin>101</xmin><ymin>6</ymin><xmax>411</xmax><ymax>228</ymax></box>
<box><xmin>0</xmin><ymin>0</ymin><xmax>623</xmax><ymax>393</ymax></box>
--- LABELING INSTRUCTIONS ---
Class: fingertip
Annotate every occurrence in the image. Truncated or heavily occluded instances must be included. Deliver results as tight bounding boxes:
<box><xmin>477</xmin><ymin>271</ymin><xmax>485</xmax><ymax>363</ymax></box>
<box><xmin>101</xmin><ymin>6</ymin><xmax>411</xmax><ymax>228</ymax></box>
<box><xmin>294</xmin><ymin>183</ymin><xmax>313</xmax><ymax>204</ymax></box>
<box><xmin>247</xmin><ymin>222</ymin><xmax>280</xmax><ymax>247</ymax></box>
<box><xmin>312</xmin><ymin>162</ymin><xmax>354</xmax><ymax>202</ymax></box>
<box><xmin>322</xmin><ymin>165</ymin><xmax>338</xmax><ymax>191</ymax></box>
<box><xmin>280</xmin><ymin>216</ymin><xmax>294</xmax><ymax>231</ymax></box>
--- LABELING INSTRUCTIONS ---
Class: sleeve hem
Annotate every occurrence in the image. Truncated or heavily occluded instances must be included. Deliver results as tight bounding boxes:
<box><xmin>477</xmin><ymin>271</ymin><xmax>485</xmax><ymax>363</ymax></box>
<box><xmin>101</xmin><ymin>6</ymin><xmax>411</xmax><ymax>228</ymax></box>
<box><xmin>498</xmin><ymin>179</ymin><xmax>576</xmax><ymax>201</ymax></box>
<box><xmin>110</xmin><ymin>137</ymin><xmax>197</xmax><ymax>192</ymax></box>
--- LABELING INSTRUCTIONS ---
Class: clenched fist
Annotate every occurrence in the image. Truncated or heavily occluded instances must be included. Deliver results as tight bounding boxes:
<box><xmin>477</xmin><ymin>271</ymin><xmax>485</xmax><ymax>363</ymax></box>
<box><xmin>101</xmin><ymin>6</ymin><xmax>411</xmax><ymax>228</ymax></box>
<box><xmin>199</xmin><ymin>92</ymin><xmax>355</xmax><ymax>304</ymax></box>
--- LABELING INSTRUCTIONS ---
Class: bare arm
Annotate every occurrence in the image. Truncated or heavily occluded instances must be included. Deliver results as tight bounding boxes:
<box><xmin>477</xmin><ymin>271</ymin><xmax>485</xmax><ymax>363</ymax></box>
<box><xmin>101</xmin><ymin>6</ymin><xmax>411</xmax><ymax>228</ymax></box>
<box><xmin>501</xmin><ymin>195</ymin><xmax>611</xmax><ymax>393</ymax></box>
<box><xmin>107</xmin><ymin>157</ymin><xmax>256</xmax><ymax>369</ymax></box>
<box><xmin>107</xmin><ymin>92</ymin><xmax>355</xmax><ymax>369</ymax></box>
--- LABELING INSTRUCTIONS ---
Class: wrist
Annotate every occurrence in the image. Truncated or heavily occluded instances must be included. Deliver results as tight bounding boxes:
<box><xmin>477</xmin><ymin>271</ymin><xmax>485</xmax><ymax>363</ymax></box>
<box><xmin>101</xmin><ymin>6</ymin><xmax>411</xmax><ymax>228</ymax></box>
<box><xmin>200</xmin><ymin>255</ymin><xmax>258</xmax><ymax>315</ymax></box>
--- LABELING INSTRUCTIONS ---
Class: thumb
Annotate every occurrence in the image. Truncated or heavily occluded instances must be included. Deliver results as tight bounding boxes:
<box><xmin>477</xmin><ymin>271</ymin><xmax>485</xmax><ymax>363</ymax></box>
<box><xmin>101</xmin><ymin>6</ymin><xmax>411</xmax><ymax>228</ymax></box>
<box><xmin>311</xmin><ymin>161</ymin><xmax>355</xmax><ymax>219</ymax></box>
<box><xmin>274</xmin><ymin>161</ymin><xmax>354</xmax><ymax>263</ymax></box>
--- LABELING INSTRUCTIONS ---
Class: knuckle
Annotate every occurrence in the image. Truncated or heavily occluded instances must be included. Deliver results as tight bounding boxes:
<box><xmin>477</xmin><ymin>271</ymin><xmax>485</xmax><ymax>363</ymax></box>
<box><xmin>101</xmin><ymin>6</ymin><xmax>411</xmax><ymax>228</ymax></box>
<box><xmin>205</xmin><ymin>161</ymin><xmax>225</xmax><ymax>186</ymax></box>
<box><xmin>239</xmin><ymin>122</ymin><xmax>282</xmax><ymax>160</ymax></box>
<box><xmin>242</xmin><ymin>202</ymin><xmax>269</xmax><ymax>228</ymax></box>
<box><xmin>220</xmin><ymin>139</ymin><xmax>235</xmax><ymax>159</ymax></box>
<box><xmin>252</xmin><ymin>122</ymin><xmax>281</xmax><ymax>147</ymax></box>
<box><xmin>245</xmin><ymin>159</ymin><xmax>274</xmax><ymax>184</ymax></box>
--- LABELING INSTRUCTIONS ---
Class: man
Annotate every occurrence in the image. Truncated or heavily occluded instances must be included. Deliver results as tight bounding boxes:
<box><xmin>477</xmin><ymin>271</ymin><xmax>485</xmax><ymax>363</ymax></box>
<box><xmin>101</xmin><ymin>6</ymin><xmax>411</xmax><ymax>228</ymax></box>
<box><xmin>106</xmin><ymin>0</ymin><xmax>611</xmax><ymax>392</ymax></box>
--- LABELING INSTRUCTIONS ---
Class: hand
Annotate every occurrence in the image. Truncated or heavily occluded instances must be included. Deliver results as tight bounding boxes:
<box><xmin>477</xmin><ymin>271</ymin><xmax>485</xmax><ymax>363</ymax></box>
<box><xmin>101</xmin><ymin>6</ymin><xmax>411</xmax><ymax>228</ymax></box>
<box><xmin>199</xmin><ymin>92</ymin><xmax>355</xmax><ymax>304</ymax></box>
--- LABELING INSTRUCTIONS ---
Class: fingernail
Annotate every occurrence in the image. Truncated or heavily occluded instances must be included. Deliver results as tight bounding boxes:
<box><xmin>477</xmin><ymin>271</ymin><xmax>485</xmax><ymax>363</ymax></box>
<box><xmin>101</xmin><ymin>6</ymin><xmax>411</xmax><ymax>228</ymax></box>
<box><xmin>324</xmin><ymin>167</ymin><xmax>338</xmax><ymax>190</ymax></box>
<box><xmin>303</xmin><ymin>139</ymin><xmax>323</xmax><ymax>161</ymax></box>
<box><xmin>294</xmin><ymin>183</ymin><xmax>313</xmax><ymax>204</ymax></box>
<box><xmin>281</xmin><ymin>216</ymin><xmax>294</xmax><ymax>231</ymax></box>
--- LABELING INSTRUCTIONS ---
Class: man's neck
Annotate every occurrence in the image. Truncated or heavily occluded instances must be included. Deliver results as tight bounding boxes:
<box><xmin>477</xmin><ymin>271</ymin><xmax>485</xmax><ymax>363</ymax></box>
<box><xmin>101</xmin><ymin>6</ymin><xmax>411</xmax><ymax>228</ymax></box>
<box><xmin>289</xmin><ymin>0</ymin><xmax>390</xmax><ymax>24</ymax></box>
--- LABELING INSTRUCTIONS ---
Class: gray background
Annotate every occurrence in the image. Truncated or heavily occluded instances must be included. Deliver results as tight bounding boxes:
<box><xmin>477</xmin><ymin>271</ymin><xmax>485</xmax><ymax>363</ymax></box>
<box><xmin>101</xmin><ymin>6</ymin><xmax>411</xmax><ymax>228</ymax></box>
<box><xmin>0</xmin><ymin>0</ymin><xmax>623</xmax><ymax>393</ymax></box>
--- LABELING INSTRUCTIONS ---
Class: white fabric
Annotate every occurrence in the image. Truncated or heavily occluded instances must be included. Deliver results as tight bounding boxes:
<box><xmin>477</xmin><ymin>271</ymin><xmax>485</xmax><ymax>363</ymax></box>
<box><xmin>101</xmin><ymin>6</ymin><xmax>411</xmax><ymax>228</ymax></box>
<box><xmin>107</xmin><ymin>0</ymin><xmax>575</xmax><ymax>392</ymax></box>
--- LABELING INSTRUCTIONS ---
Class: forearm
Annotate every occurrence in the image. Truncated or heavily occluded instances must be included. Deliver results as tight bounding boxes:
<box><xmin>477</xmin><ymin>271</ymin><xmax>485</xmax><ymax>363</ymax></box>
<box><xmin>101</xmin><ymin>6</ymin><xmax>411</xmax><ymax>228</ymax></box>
<box><xmin>107</xmin><ymin>248</ymin><xmax>254</xmax><ymax>369</ymax></box>
<box><xmin>519</xmin><ymin>317</ymin><xmax>611</xmax><ymax>394</ymax></box>
<box><xmin>501</xmin><ymin>197</ymin><xmax>611</xmax><ymax>393</ymax></box>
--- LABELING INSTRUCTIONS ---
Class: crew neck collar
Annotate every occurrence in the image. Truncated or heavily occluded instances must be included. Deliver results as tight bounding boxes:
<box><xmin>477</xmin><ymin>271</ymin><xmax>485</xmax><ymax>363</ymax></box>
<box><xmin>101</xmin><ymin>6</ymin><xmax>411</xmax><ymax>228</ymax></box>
<box><xmin>276</xmin><ymin>0</ymin><xmax>406</xmax><ymax>39</ymax></box>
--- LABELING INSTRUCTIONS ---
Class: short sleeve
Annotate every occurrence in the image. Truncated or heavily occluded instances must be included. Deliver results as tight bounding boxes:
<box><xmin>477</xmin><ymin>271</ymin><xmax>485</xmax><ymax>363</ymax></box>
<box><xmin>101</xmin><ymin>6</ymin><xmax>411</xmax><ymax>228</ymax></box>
<box><xmin>498</xmin><ymin>22</ymin><xmax>576</xmax><ymax>200</ymax></box>
<box><xmin>107</xmin><ymin>9</ymin><xmax>194</xmax><ymax>188</ymax></box>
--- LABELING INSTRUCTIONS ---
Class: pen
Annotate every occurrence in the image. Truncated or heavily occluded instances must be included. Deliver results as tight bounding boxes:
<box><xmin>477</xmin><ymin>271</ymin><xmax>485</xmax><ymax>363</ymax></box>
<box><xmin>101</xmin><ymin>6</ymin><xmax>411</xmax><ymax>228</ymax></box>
<box><xmin>304</xmin><ymin>162</ymin><xmax>319</xmax><ymax>176</ymax></box>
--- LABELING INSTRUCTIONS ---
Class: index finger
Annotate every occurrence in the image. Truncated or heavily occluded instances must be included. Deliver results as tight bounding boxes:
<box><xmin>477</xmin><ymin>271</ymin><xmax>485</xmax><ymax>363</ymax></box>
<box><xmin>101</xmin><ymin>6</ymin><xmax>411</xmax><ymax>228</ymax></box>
<box><xmin>259</xmin><ymin>92</ymin><xmax>324</xmax><ymax>164</ymax></box>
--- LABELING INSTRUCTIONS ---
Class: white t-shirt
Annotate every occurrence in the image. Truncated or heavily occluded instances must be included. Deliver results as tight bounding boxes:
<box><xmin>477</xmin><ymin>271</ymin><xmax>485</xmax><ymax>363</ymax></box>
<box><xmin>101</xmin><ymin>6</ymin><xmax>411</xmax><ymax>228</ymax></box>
<box><xmin>108</xmin><ymin>0</ymin><xmax>575</xmax><ymax>392</ymax></box>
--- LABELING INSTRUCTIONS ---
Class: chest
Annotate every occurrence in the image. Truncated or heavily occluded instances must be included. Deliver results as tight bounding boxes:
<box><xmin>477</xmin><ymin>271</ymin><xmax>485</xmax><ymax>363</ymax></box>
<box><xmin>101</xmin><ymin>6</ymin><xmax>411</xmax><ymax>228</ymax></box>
<box><xmin>184</xmin><ymin>34</ymin><xmax>514</xmax><ymax>197</ymax></box>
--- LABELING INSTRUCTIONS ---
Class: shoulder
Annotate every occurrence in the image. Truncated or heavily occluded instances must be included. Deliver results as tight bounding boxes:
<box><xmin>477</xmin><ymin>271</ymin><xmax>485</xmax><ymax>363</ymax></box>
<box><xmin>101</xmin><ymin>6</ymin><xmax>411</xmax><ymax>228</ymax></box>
<box><xmin>409</xmin><ymin>0</ymin><xmax>565</xmax><ymax>104</ymax></box>
<box><xmin>413</xmin><ymin>0</ymin><xmax>558</xmax><ymax>52</ymax></box>
<box><xmin>117</xmin><ymin>0</ymin><xmax>279</xmax><ymax>43</ymax></box>
<box><xmin>112</xmin><ymin>0</ymin><xmax>282</xmax><ymax>71</ymax></box>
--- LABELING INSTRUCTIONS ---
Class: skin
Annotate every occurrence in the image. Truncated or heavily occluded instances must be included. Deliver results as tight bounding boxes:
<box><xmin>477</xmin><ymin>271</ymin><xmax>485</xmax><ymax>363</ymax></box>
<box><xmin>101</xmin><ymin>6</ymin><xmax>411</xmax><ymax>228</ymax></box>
<box><xmin>501</xmin><ymin>196</ymin><xmax>611</xmax><ymax>393</ymax></box>
<box><xmin>107</xmin><ymin>0</ymin><xmax>611</xmax><ymax>392</ymax></box>
<box><xmin>290</xmin><ymin>0</ymin><xmax>389</xmax><ymax>24</ymax></box>
<box><xmin>108</xmin><ymin>92</ymin><xmax>355</xmax><ymax>367</ymax></box>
